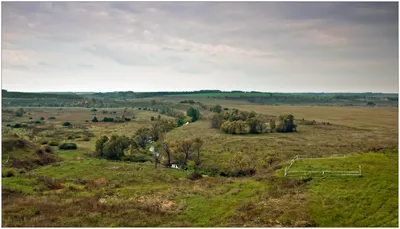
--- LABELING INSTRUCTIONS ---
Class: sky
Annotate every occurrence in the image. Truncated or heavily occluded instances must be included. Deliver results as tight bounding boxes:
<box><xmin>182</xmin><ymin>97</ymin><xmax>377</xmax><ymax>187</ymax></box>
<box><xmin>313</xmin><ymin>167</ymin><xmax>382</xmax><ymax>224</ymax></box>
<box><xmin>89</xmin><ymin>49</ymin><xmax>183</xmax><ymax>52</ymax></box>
<box><xmin>2</xmin><ymin>2</ymin><xmax>399</xmax><ymax>93</ymax></box>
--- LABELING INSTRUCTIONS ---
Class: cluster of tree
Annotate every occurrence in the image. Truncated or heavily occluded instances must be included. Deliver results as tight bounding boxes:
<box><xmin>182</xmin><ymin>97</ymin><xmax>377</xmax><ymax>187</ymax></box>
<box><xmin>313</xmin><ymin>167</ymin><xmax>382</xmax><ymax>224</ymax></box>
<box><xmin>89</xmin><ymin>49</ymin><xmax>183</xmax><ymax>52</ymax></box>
<box><xmin>2</xmin><ymin>90</ymin><xmax>82</xmax><ymax>99</ymax></box>
<box><xmin>211</xmin><ymin>110</ymin><xmax>296</xmax><ymax>134</ymax></box>
<box><xmin>94</xmin><ymin>119</ymin><xmax>204</xmax><ymax>169</ymax></box>
<box><xmin>180</xmin><ymin>100</ymin><xmax>196</xmax><ymax>104</ymax></box>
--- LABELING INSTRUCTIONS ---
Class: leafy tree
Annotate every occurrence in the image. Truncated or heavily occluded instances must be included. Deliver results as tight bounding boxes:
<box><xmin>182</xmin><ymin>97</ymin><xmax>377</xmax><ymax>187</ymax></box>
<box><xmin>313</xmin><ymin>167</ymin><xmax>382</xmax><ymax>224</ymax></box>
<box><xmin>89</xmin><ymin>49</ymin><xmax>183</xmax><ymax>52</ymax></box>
<box><xmin>221</xmin><ymin>120</ymin><xmax>250</xmax><ymax>134</ymax></box>
<box><xmin>269</xmin><ymin>119</ymin><xmax>276</xmax><ymax>132</ymax></box>
<box><xmin>134</xmin><ymin>128</ymin><xmax>151</xmax><ymax>148</ymax></box>
<box><xmin>95</xmin><ymin>136</ymin><xmax>109</xmax><ymax>157</ymax></box>
<box><xmin>211</xmin><ymin>104</ymin><xmax>222</xmax><ymax>113</ymax></box>
<box><xmin>149</xmin><ymin>121</ymin><xmax>163</xmax><ymax>142</ymax></box>
<box><xmin>92</xmin><ymin>116</ymin><xmax>98</xmax><ymax>122</ymax></box>
<box><xmin>211</xmin><ymin>113</ymin><xmax>225</xmax><ymax>128</ymax></box>
<box><xmin>192</xmin><ymin>137</ymin><xmax>204</xmax><ymax>165</ymax></box>
<box><xmin>156</xmin><ymin>140</ymin><xmax>173</xmax><ymax>167</ymax></box>
<box><xmin>176</xmin><ymin>138</ymin><xmax>195</xmax><ymax>166</ymax></box>
<box><xmin>248</xmin><ymin>111</ymin><xmax>257</xmax><ymax>119</ymax></box>
<box><xmin>103</xmin><ymin>135</ymin><xmax>131</xmax><ymax>160</ymax></box>
<box><xmin>187</xmin><ymin>107</ymin><xmax>200</xmax><ymax>122</ymax></box>
<box><xmin>275</xmin><ymin>114</ymin><xmax>296</xmax><ymax>133</ymax></box>
<box><xmin>15</xmin><ymin>108</ymin><xmax>24</xmax><ymax>117</ymax></box>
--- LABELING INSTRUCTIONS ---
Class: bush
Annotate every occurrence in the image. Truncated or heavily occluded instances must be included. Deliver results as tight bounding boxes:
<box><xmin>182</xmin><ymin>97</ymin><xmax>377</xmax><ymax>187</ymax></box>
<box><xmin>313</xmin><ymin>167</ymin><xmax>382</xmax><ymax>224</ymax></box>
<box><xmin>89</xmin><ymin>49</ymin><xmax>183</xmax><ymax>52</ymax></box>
<box><xmin>91</xmin><ymin>108</ymin><xmax>97</xmax><ymax>112</ymax></box>
<box><xmin>2</xmin><ymin>168</ymin><xmax>17</xmax><ymax>177</ymax></box>
<box><xmin>49</xmin><ymin>140</ymin><xmax>59</xmax><ymax>146</ymax></box>
<box><xmin>48</xmin><ymin>116</ymin><xmax>56</xmax><ymax>120</ymax></box>
<box><xmin>103</xmin><ymin>117</ymin><xmax>114</xmax><ymax>122</ymax></box>
<box><xmin>224</xmin><ymin>107</ymin><xmax>229</xmax><ymax>110</ymax></box>
<box><xmin>29</xmin><ymin>117</ymin><xmax>33</xmax><ymax>119</ymax></box>
<box><xmin>34</xmin><ymin>120</ymin><xmax>41</xmax><ymax>124</ymax></box>
<box><xmin>40</xmin><ymin>117</ymin><xmax>45</xmax><ymax>120</ymax></box>
<box><xmin>210</xmin><ymin>104</ymin><xmax>222</xmax><ymax>113</ymax></box>
<box><xmin>187</xmin><ymin>171</ymin><xmax>203</xmax><ymax>180</ymax></box>
<box><xmin>62</xmin><ymin>122</ymin><xmax>72</xmax><ymax>127</ymax></box>
<box><xmin>43</xmin><ymin>145</ymin><xmax>54</xmax><ymax>153</ymax></box>
<box><xmin>303</xmin><ymin>120</ymin><xmax>316</xmax><ymax>125</ymax></box>
<box><xmin>83</xmin><ymin>136</ymin><xmax>90</xmax><ymax>141</ymax></box>
<box><xmin>15</xmin><ymin>108</ymin><xmax>24</xmax><ymax>117</ymax></box>
<box><xmin>92</xmin><ymin>116</ymin><xmax>98</xmax><ymax>122</ymax></box>
<box><xmin>67</xmin><ymin>135</ymin><xmax>74</xmax><ymax>140</ymax></box>
<box><xmin>85</xmin><ymin>120</ymin><xmax>89</xmax><ymax>122</ymax></box>
<box><xmin>59</xmin><ymin>143</ymin><xmax>77</xmax><ymax>150</ymax></box>
<box><xmin>11</xmin><ymin>123</ymin><xmax>23</xmax><ymax>128</ymax></box>
<box><xmin>40</xmin><ymin>139</ymin><xmax>48</xmax><ymax>145</ymax></box>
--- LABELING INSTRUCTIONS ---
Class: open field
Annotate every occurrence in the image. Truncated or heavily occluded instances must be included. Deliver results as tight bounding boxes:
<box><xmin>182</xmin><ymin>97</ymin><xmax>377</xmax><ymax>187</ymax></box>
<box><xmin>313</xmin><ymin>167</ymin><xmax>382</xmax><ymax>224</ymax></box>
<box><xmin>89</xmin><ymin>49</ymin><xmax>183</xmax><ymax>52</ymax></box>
<box><xmin>2</xmin><ymin>96</ymin><xmax>398</xmax><ymax>227</ymax></box>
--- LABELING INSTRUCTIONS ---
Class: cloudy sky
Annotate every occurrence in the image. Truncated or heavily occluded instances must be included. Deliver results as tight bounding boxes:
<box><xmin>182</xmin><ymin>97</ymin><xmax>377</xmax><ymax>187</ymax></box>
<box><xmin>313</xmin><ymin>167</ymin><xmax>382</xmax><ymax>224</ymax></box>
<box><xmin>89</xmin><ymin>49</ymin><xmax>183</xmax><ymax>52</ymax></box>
<box><xmin>2</xmin><ymin>2</ymin><xmax>398</xmax><ymax>92</ymax></box>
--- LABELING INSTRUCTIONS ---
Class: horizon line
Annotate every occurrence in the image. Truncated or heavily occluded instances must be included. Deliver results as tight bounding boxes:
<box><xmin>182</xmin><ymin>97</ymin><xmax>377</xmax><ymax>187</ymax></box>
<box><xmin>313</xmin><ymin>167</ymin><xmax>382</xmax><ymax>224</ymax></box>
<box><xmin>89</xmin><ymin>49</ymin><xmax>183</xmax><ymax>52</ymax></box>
<box><xmin>2</xmin><ymin>89</ymin><xmax>398</xmax><ymax>94</ymax></box>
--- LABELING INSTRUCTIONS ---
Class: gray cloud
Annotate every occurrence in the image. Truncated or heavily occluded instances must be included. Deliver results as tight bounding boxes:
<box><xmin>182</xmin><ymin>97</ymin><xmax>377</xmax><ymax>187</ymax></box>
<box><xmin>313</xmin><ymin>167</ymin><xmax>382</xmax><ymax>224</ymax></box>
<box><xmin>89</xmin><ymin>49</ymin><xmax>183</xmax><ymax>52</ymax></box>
<box><xmin>2</xmin><ymin>2</ymin><xmax>398</xmax><ymax>92</ymax></box>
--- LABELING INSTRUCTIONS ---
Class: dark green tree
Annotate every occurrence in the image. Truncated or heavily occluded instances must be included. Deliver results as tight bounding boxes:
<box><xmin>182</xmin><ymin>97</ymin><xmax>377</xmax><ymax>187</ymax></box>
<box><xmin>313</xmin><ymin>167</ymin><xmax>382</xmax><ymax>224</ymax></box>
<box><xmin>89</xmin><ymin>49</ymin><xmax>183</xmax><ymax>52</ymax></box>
<box><xmin>187</xmin><ymin>107</ymin><xmax>200</xmax><ymax>122</ymax></box>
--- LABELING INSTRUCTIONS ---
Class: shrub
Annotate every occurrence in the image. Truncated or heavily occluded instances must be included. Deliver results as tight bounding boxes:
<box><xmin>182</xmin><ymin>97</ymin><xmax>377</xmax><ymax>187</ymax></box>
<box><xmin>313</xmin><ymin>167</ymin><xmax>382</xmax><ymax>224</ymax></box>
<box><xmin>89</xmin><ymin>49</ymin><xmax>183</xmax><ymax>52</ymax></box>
<box><xmin>67</xmin><ymin>135</ymin><xmax>74</xmax><ymax>140</ymax></box>
<box><xmin>59</xmin><ymin>143</ymin><xmax>77</xmax><ymax>150</ymax></box>
<box><xmin>49</xmin><ymin>140</ymin><xmax>59</xmax><ymax>146</ymax></box>
<box><xmin>85</xmin><ymin>120</ymin><xmax>89</xmax><ymax>122</ymax></box>
<box><xmin>40</xmin><ymin>139</ymin><xmax>48</xmax><ymax>145</ymax></box>
<box><xmin>91</xmin><ymin>108</ymin><xmax>97</xmax><ymax>112</ymax></box>
<box><xmin>2</xmin><ymin>168</ymin><xmax>17</xmax><ymax>177</ymax></box>
<box><xmin>15</xmin><ymin>108</ymin><xmax>24</xmax><ymax>117</ymax></box>
<box><xmin>150</xmin><ymin>116</ymin><xmax>155</xmax><ymax>121</ymax></box>
<box><xmin>103</xmin><ymin>117</ymin><xmax>114</xmax><ymax>122</ymax></box>
<box><xmin>303</xmin><ymin>120</ymin><xmax>316</xmax><ymax>125</ymax></box>
<box><xmin>48</xmin><ymin>116</ymin><xmax>56</xmax><ymax>120</ymax></box>
<box><xmin>92</xmin><ymin>116</ymin><xmax>98</xmax><ymax>122</ymax></box>
<box><xmin>35</xmin><ymin>120</ymin><xmax>41</xmax><ymax>124</ymax></box>
<box><xmin>187</xmin><ymin>171</ymin><xmax>203</xmax><ymax>180</ymax></box>
<box><xmin>40</xmin><ymin>117</ymin><xmax>45</xmax><ymax>121</ymax></box>
<box><xmin>11</xmin><ymin>123</ymin><xmax>23</xmax><ymax>128</ymax></box>
<box><xmin>29</xmin><ymin>117</ymin><xmax>33</xmax><ymax>119</ymax></box>
<box><xmin>83</xmin><ymin>136</ymin><xmax>90</xmax><ymax>141</ymax></box>
<box><xmin>210</xmin><ymin>104</ymin><xmax>222</xmax><ymax>113</ymax></box>
<box><xmin>44</xmin><ymin>145</ymin><xmax>54</xmax><ymax>153</ymax></box>
<box><xmin>62</xmin><ymin>122</ymin><xmax>72</xmax><ymax>127</ymax></box>
<box><xmin>224</xmin><ymin>107</ymin><xmax>229</xmax><ymax>110</ymax></box>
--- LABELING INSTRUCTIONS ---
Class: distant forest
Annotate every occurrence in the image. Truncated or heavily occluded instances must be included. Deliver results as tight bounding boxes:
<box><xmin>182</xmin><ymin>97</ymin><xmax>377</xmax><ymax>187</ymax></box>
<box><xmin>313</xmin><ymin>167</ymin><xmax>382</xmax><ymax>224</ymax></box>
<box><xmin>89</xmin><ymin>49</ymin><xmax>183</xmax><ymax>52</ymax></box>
<box><xmin>2</xmin><ymin>89</ymin><xmax>398</xmax><ymax>108</ymax></box>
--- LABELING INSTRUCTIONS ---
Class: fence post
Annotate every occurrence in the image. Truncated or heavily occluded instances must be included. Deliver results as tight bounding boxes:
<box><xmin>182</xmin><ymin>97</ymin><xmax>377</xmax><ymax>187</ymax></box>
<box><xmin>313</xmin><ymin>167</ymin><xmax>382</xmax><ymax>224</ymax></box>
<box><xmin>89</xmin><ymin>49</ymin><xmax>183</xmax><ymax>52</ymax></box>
<box><xmin>359</xmin><ymin>164</ymin><xmax>362</xmax><ymax>176</ymax></box>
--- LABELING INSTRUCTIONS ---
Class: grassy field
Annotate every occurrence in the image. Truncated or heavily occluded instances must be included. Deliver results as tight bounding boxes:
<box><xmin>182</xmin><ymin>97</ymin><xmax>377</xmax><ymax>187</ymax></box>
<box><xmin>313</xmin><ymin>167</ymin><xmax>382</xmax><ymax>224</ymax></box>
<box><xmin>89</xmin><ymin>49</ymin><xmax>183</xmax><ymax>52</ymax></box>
<box><xmin>2</xmin><ymin>98</ymin><xmax>398</xmax><ymax>227</ymax></box>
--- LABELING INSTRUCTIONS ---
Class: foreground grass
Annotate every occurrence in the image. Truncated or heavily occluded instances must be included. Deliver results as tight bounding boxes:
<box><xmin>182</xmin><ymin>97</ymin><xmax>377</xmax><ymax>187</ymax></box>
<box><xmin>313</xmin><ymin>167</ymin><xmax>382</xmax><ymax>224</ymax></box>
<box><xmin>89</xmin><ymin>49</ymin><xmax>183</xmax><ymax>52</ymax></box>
<box><xmin>279</xmin><ymin>150</ymin><xmax>398</xmax><ymax>227</ymax></box>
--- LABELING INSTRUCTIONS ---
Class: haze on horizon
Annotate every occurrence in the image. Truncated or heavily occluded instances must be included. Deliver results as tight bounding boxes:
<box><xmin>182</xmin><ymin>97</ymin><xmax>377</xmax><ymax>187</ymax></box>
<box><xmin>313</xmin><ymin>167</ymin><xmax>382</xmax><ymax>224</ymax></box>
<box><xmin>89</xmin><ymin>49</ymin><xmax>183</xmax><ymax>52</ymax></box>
<box><xmin>2</xmin><ymin>2</ymin><xmax>399</xmax><ymax>93</ymax></box>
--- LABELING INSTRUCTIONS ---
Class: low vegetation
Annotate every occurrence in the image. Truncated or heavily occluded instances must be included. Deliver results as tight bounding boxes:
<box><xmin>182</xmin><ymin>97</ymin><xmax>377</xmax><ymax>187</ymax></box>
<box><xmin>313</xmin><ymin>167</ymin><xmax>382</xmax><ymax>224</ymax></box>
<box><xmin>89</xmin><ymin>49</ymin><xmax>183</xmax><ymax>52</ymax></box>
<box><xmin>1</xmin><ymin>93</ymin><xmax>398</xmax><ymax>227</ymax></box>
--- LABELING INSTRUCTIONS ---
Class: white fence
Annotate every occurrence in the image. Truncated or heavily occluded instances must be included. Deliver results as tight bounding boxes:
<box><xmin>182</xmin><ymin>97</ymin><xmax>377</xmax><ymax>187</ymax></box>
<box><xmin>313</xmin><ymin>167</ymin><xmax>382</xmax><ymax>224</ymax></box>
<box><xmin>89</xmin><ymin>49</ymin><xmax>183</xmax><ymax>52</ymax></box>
<box><xmin>284</xmin><ymin>155</ymin><xmax>362</xmax><ymax>177</ymax></box>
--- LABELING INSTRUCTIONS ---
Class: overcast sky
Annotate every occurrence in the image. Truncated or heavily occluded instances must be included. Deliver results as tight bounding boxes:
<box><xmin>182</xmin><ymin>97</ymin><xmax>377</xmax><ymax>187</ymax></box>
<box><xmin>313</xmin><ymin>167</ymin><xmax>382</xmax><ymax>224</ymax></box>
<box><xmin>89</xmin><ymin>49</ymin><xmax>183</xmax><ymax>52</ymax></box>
<box><xmin>2</xmin><ymin>2</ymin><xmax>398</xmax><ymax>93</ymax></box>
